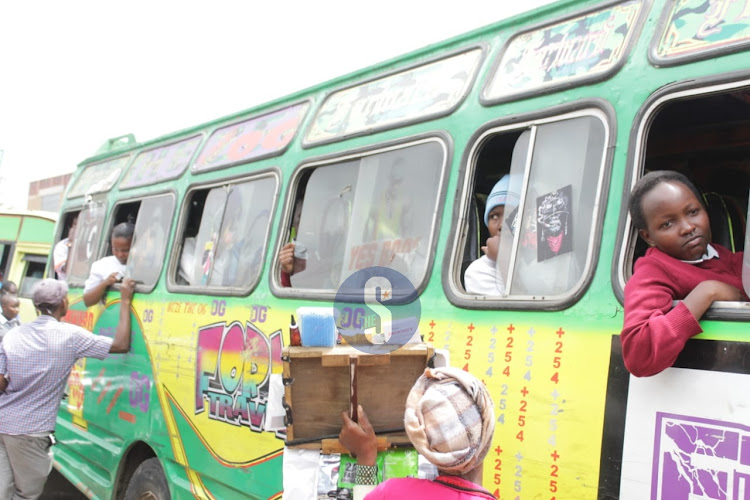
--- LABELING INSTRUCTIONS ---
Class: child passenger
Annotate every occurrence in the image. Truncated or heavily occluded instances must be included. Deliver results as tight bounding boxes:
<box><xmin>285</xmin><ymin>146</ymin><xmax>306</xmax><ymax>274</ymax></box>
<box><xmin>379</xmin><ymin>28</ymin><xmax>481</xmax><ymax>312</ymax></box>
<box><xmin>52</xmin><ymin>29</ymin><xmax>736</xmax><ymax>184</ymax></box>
<box><xmin>464</xmin><ymin>175</ymin><xmax>509</xmax><ymax>295</ymax></box>
<box><xmin>621</xmin><ymin>170</ymin><xmax>747</xmax><ymax>377</ymax></box>
<box><xmin>83</xmin><ymin>222</ymin><xmax>134</xmax><ymax>307</ymax></box>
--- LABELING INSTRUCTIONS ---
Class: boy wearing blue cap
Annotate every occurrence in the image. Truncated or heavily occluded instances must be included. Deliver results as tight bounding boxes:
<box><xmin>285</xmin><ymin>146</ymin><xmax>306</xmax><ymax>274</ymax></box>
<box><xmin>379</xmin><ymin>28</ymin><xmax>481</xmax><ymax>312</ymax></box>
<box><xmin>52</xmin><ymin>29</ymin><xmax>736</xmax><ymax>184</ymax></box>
<box><xmin>464</xmin><ymin>175</ymin><xmax>509</xmax><ymax>295</ymax></box>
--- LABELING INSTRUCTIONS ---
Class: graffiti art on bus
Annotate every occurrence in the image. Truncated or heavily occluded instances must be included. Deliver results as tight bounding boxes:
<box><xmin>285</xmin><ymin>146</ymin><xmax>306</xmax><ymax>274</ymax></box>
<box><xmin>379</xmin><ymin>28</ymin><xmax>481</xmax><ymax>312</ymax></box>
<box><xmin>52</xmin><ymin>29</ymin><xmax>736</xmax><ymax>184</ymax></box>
<box><xmin>194</xmin><ymin>320</ymin><xmax>283</xmax><ymax>432</ymax></box>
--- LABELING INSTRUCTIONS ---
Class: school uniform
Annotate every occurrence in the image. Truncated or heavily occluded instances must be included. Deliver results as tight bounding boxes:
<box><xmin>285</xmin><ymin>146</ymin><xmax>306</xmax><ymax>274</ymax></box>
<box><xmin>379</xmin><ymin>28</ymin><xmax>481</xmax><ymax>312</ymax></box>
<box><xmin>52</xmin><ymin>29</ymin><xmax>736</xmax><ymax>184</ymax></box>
<box><xmin>621</xmin><ymin>244</ymin><xmax>746</xmax><ymax>377</ymax></box>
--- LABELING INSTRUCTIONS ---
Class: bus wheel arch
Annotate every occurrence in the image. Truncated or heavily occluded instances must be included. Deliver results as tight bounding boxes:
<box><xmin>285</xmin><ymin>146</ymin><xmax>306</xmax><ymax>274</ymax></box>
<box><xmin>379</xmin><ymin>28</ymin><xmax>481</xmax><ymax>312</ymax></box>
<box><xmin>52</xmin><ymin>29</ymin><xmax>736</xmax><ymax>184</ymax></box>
<box><xmin>123</xmin><ymin>457</ymin><xmax>170</xmax><ymax>500</ymax></box>
<box><xmin>113</xmin><ymin>441</ymin><xmax>168</xmax><ymax>500</ymax></box>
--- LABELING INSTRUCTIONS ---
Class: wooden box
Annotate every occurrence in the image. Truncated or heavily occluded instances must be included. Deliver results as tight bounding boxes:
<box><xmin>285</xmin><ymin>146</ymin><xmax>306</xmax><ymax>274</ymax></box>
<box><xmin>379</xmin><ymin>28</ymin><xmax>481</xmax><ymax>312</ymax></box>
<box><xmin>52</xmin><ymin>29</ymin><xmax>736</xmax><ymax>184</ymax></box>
<box><xmin>283</xmin><ymin>343</ymin><xmax>433</xmax><ymax>448</ymax></box>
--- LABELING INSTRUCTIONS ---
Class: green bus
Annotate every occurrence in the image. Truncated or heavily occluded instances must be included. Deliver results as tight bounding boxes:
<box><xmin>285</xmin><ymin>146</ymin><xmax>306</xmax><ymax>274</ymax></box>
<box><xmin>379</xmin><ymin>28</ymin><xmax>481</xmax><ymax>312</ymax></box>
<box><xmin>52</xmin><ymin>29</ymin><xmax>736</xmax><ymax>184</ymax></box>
<box><xmin>53</xmin><ymin>0</ymin><xmax>750</xmax><ymax>498</ymax></box>
<box><xmin>0</xmin><ymin>210</ymin><xmax>56</xmax><ymax>323</ymax></box>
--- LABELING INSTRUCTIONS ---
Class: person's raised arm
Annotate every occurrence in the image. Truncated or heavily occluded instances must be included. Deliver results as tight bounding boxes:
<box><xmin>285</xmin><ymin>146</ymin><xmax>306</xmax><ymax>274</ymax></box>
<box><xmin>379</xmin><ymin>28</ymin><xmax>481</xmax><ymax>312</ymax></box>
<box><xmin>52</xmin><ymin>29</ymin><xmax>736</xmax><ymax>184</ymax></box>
<box><xmin>109</xmin><ymin>278</ymin><xmax>135</xmax><ymax>353</ymax></box>
<box><xmin>84</xmin><ymin>272</ymin><xmax>120</xmax><ymax>307</ymax></box>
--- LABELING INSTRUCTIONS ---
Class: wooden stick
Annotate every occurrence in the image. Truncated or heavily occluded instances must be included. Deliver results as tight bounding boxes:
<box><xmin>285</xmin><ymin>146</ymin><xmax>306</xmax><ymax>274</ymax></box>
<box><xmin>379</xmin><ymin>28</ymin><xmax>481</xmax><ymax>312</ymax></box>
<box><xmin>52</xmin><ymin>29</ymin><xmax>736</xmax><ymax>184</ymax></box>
<box><xmin>350</xmin><ymin>356</ymin><xmax>359</xmax><ymax>422</ymax></box>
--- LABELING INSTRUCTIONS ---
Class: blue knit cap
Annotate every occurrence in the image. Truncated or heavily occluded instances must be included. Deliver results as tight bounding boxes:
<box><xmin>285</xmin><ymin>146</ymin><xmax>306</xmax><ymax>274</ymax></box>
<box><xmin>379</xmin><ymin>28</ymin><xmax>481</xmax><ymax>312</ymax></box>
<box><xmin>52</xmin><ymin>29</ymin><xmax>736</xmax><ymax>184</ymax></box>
<box><xmin>483</xmin><ymin>174</ymin><xmax>510</xmax><ymax>227</ymax></box>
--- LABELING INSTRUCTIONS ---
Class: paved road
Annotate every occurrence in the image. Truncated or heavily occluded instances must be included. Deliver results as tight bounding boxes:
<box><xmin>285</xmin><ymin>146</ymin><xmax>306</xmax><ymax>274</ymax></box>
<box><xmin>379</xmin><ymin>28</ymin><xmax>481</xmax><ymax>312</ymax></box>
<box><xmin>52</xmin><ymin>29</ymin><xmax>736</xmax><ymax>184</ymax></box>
<box><xmin>40</xmin><ymin>469</ymin><xmax>87</xmax><ymax>500</ymax></box>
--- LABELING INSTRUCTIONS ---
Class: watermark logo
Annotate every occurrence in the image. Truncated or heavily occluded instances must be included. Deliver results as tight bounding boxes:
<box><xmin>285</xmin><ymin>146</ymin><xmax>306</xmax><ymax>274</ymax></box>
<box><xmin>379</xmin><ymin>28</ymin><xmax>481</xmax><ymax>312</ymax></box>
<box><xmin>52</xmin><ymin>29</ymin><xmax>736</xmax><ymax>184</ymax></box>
<box><xmin>334</xmin><ymin>267</ymin><xmax>421</xmax><ymax>354</ymax></box>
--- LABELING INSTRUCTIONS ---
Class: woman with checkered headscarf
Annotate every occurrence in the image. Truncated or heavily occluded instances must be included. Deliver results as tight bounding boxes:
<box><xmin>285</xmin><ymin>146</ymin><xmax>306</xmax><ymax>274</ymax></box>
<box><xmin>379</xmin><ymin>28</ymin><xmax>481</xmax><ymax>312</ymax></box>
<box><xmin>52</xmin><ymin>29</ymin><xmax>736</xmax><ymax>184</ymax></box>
<box><xmin>339</xmin><ymin>367</ymin><xmax>496</xmax><ymax>499</ymax></box>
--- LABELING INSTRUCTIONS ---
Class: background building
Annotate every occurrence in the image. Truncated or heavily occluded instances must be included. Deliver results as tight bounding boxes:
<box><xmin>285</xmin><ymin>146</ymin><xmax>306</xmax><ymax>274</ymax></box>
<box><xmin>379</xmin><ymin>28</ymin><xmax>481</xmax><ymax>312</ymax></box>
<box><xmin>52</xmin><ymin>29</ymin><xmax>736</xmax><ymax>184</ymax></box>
<box><xmin>27</xmin><ymin>173</ymin><xmax>72</xmax><ymax>212</ymax></box>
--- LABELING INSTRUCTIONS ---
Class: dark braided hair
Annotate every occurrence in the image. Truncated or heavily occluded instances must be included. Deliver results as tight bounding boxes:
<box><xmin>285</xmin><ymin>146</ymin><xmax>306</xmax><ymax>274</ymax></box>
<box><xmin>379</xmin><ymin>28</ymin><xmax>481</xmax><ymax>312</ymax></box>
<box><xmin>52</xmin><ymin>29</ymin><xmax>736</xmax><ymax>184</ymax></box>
<box><xmin>629</xmin><ymin>170</ymin><xmax>705</xmax><ymax>230</ymax></box>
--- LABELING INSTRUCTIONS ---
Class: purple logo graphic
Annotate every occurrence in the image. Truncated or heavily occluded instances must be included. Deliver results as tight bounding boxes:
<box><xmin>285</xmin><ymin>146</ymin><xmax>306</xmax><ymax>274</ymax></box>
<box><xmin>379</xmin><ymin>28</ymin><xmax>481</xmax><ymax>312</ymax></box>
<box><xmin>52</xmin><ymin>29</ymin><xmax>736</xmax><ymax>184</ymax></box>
<box><xmin>334</xmin><ymin>267</ymin><xmax>421</xmax><ymax>354</ymax></box>
<box><xmin>653</xmin><ymin>412</ymin><xmax>750</xmax><ymax>499</ymax></box>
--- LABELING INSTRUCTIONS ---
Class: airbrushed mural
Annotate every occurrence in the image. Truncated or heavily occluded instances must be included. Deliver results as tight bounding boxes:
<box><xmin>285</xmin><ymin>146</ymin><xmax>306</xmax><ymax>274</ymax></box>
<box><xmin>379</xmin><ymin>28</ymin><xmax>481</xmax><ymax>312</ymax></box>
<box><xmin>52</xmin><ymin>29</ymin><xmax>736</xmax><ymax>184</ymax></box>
<box><xmin>194</xmin><ymin>320</ymin><xmax>284</xmax><ymax>434</ymax></box>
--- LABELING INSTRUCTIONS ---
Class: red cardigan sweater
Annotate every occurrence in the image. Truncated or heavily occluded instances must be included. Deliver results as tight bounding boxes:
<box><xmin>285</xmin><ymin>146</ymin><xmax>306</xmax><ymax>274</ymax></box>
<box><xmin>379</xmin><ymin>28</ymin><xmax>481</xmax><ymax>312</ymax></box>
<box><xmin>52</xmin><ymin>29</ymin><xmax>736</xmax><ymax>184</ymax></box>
<box><xmin>621</xmin><ymin>244</ymin><xmax>747</xmax><ymax>377</ymax></box>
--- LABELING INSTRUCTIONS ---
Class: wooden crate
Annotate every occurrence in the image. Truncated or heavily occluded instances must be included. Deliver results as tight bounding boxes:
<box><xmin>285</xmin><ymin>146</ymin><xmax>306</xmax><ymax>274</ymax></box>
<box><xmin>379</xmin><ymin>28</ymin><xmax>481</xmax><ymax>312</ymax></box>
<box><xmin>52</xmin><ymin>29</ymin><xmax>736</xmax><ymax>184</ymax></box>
<box><xmin>283</xmin><ymin>343</ymin><xmax>433</xmax><ymax>448</ymax></box>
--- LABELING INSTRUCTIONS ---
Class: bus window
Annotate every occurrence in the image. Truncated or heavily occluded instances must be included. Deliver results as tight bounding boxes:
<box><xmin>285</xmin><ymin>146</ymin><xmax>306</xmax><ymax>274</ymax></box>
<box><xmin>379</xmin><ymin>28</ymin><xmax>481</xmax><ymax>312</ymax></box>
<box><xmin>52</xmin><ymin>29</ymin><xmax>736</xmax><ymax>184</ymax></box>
<box><xmin>282</xmin><ymin>140</ymin><xmax>446</xmax><ymax>293</ymax></box>
<box><xmin>18</xmin><ymin>255</ymin><xmax>47</xmax><ymax>298</ymax></box>
<box><xmin>0</xmin><ymin>243</ymin><xmax>12</xmax><ymax>281</ymax></box>
<box><xmin>126</xmin><ymin>194</ymin><xmax>176</xmax><ymax>289</ymax></box>
<box><xmin>621</xmin><ymin>84</ymin><xmax>750</xmax><ymax>303</ymax></box>
<box><xmin>51</xmin><ymin>210</ymin><xmax>80</xmax><ymax>280</ymax></box>
<box><xmin>178</xmin><ymin>174</ymin><xmax>276</xmax><ymax>291</ymax></box>
<box><xmin>67</xmin><ymin>202</ymin><xmax>107</xmax><ymax>286</ymax></box>
<box><xmin>456</xmin><ymin>112</ymin><xmax>608</xmax><ymax>303</ymax></box>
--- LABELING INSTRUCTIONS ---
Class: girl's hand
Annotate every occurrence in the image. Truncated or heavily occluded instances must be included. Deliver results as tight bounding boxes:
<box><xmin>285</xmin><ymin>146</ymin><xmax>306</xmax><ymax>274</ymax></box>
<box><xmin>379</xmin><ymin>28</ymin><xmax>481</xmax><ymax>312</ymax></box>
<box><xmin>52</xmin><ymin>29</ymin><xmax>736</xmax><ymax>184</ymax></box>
<box><xmin>684</xmin><ymin>280</ymin><xmax>742</xmax><ymax>320</ymax></box>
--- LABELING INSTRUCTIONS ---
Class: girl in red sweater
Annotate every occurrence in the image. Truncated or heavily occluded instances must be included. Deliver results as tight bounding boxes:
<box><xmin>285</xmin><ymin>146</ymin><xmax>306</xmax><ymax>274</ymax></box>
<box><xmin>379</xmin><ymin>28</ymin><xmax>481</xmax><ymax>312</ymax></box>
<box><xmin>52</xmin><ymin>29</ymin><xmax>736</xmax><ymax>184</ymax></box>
<box><xmin>622</xmin><ymin>170</ymin><xmax>747</xmax><ymax>377</ymax></box>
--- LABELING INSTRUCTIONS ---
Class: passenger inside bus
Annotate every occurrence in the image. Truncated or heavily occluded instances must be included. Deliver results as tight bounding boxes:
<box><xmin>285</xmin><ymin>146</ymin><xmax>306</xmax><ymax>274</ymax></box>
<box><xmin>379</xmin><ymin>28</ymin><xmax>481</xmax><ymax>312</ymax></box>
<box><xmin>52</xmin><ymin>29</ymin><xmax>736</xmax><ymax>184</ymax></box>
<box><xmin>464</xmin><ymin>174</ymin><xmax>509</xmax><ymax>295</ymax></box>
<box><xmin>621</xmin><ymin>170</ymin><xmax>747</xmax><ymax>377</ymax></box>
<box><xmin>278</xmin><ymin>196</ymin><xmax>307</xmax><ymax>287</ymax></box>
<box><xmin>53</xmin><ymin>213</ymin><xmax>78</xmax><ymax>281</ymax></box>
<box><xmin>83</xmin><ymin>221</ymin><xmax>134</xmax><ymax>307</ymax></box>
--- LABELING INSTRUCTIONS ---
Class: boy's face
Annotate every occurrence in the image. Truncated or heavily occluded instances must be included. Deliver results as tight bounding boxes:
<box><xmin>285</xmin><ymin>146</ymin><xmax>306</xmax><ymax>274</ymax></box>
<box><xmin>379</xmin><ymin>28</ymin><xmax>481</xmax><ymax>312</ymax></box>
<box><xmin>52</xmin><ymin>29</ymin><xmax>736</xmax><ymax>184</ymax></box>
<box><xmin>487</xmin><ymin>205</ymin><xmax>505</xmax><ymax>238</ymax></box>
<box><xmin>112</xmin><ymin>236</ymin><xmax>132</xmax><ymax>265</ymax></box>
<box><xmin>639</xmin><ymin>181</ymin><xmax>711</xmax><ymax>261</ymax></box>
<box><xmin>2</xmin><ymin>297</ymin><xmax>19</xmax><ymax>320</ymax></box>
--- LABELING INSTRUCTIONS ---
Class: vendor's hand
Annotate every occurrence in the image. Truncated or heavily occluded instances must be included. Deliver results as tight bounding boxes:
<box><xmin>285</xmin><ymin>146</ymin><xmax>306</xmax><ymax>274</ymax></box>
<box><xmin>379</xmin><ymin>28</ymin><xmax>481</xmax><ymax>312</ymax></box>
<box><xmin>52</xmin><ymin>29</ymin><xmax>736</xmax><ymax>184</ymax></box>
<box><xmin>279</xmin><ymin>243</ymin><xmax>296</xmax><ymax>274</ymax></box>
<box><xmin>120</xmin><ymin>278</ymin><xmax>136</xmax><ymax>303</ymax></box>
<box><xmin>481</xmin><ymin>234</ymin><xmax>500</xmax><ymax>262</ymax></box>
<box><xmin>105</xmin><ymin>272</ymin><xmax>122</xmax><ymax>287</ymax></box>
<box><xmin>339</xmin><ymin>405</ymin><xmax>377</xmax><ymax>466</ymax></box>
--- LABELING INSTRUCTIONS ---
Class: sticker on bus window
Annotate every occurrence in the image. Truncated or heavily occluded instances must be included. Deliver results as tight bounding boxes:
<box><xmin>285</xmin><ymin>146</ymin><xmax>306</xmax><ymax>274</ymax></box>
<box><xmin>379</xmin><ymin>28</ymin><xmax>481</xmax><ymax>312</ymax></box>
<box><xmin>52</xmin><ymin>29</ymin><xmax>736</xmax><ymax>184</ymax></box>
<box><xmin>536</xmin><ymin>185</ymin><xmax>573</xmax><ymax>262</ymax></box>
<box><xmin>119</xmin><ymin>135</ymin><xmax>202</xmax><ymax>190</ymax></box>
<box><xmin>304</xmin><ymin>49</ymin><xmax>482</xmax><ymax>146</ymax></box>
<box><xmin>193</xmin><ymin>102</ymin><xmax>309</xmax><ymax>172</ymax></box>
<box><xmin>67</xmin><ymin>156</ymin><xmax>130</xmax><ymax>198</ymax></box>
<box><xmin>652</xmin><ymin>0</ymin><xmax>750</xmax><ymax>65</ymax></box>
<box><xmin>483</xmin><ymin>0</ymin><xmax>643</xmax><ymax>104</ymax></box>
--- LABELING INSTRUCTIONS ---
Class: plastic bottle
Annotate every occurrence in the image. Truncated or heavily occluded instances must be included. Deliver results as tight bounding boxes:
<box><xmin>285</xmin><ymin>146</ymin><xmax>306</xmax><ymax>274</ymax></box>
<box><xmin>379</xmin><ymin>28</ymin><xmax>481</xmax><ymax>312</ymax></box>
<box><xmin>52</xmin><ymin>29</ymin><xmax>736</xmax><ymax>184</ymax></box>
<box><xmin>290</xmin><ymin>314</ymin><xmax>301</xmax><ymax>347</ymax></box>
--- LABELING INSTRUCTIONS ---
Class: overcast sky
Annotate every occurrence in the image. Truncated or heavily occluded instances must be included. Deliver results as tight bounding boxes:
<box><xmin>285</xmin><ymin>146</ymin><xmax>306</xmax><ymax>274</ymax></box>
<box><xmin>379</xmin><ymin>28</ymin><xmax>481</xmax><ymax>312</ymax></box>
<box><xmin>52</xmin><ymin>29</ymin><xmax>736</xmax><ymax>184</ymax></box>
<box><xmin>0</xmin><ymin>1</ymin><xmax>556</xmax><ymax>209</ymax></box>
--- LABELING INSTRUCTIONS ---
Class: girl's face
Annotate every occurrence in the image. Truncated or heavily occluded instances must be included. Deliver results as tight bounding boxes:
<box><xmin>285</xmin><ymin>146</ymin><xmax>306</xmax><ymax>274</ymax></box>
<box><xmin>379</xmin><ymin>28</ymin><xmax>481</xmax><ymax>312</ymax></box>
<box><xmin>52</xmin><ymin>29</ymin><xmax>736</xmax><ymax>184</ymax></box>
<box><xmin>112</xmin><ymin>236</ymin><xmax>132</xmax><ymax>265</ymax></box>
<box><xmin>639</xmin><ymin>181</ymin><xmax>711</xmax><ymax>261</ymax></box>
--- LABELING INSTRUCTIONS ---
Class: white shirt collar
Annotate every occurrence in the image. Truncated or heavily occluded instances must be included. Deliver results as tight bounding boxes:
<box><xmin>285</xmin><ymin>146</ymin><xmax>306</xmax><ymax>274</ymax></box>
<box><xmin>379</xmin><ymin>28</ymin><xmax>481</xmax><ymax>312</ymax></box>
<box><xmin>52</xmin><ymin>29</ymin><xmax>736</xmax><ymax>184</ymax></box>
<box><xmin>681</xmin><ymin>243</ymin><xmax>719</xmax><ymax>264</ymax></box>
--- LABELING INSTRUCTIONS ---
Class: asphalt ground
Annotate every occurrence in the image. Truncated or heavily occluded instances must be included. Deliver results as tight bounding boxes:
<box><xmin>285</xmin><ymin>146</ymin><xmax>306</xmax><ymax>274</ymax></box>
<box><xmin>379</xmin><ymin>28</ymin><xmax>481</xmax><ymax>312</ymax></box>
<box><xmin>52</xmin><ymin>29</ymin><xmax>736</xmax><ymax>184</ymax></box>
<box><xmin>40</xmin><ymin>468</ymin><xmax>87</xmax><ymax>500</ymax></box>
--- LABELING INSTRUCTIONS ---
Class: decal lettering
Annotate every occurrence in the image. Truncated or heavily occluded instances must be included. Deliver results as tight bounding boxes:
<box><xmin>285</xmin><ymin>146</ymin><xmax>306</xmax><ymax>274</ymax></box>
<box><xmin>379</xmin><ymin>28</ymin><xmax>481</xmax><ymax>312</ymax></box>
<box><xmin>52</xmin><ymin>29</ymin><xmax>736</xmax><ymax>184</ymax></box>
<box><xmin>195</xmin><ymin>321</ymin><xmax>283</xmax><ymax>432</ymax></box>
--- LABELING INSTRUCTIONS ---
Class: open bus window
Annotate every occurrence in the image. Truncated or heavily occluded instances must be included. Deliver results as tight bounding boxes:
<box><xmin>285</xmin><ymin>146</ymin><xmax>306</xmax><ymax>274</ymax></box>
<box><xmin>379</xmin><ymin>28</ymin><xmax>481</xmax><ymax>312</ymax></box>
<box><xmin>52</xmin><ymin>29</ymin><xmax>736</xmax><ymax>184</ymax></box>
<box><xmin>125</xmin><ymin>194</ymin><xmax>175</xmax><ymax>289</ymax></box>
<box><xmin>456</xmin><ymin>112</ymin><xmax>608</xmax><ymax>303</ymax></box>
<box><xmin>175</xmin><ymin>174</ymin><xmax>276</xmax><ymax>291</ymax></box>
<box><xmin>18</xmin><ymin>255</ymin><xmax>47</xmax><ymax>298</ymax></box>
<box><xmin>51</xmin><ymin>210</ymin><xmax>80</xmax><ymax>280</ymax></box>
<box><xmin>621</xmin><ymin>85</ymin><xmax>750</xmax><ymax>305</ymax></box>
<box><xmin>282</xmin><ymin>140</ymin><xmax>446</xmax><ymax>294</ymax></box>
<box><xmin>67</xmin><ymin>201</ymin><xmax>107</xmax><ymax>286</ymax></box>
<box><xmin>0</xmin><ymin>244</ymin><xmax>12</xmax><ymax>282</ymax></box>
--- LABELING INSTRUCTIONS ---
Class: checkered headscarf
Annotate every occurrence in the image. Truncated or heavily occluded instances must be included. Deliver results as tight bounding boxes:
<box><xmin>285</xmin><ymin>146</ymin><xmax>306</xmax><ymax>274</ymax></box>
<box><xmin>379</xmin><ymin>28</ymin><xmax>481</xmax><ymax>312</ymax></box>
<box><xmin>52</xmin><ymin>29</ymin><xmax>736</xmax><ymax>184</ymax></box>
<box><xmin>404</xmin><ymin>367</ymin><xmax>495</xmax><ymax>474</ymax></box>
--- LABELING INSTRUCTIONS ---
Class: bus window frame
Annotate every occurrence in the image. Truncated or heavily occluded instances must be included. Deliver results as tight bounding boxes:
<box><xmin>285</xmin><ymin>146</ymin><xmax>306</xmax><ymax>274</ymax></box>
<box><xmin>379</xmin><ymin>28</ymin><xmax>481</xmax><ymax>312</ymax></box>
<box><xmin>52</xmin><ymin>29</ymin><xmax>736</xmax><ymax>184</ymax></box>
<box><xmin>0</xmin><ymin>241</ymin><xmax>15</xmax><ymax>281</ymax></box>
<box><xmin>118</xmin><ymin>134</ymin><xmax>204</xmax><ymax>191</ymax></box>
<box><xmin>271</xmin><ymin>132</ymin><xmax>453</xmax><ymax>300</ymax></box>
<box><xmin>444</xmin><ymin>100</ymin><xmax>616</xmax><ymax>310</ymax></box>
<box><xmin>165</xmin><ymin>168</ymin><xmax>281</xmax><ymax>297</ymax></box>
<box><xmin>66</xmin><ymin>199</ymin><xmax>110</xmax><ymax>289</ymax></box>
<box><xmin>480</xmin><ymin>0</ymin><xmax>650</xmax><ymax>107</ymax></box>
<box><xmin>18</xmin><ymin>254</ymin><xmax>47</xmax><ymax>299</ymax></box>
<box><xmin>48</xmin><ymin>208</ymin><xmax>83</xmax><ymax>279</ymax></box>
<box><xmin>106</xmin><ymin>189</ymin><xmax>177</xmax><ymax>295</ymax></box>
<box><xmin>648</xmin><ymin>0</ymin><xmax>750</xmax><ymax>68</ymax></box>
<box><xmin>65</xmin><ymin>154</ymin><xmax>132</xmax><ymax>200</ymax></box>
<box><xmin>191</xmin><ymin>101</ymin><xmax>311</xmax><ymax>175</ymax></box>
<box><xmin>301</xmin><ymin>45</ymin><xmax>486</xmax><ymax>148</ymax></box>
<box><xmin>613</xmin><ymin>71</ymin><xmax>750</xmax><ymax>319</ymax></box>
